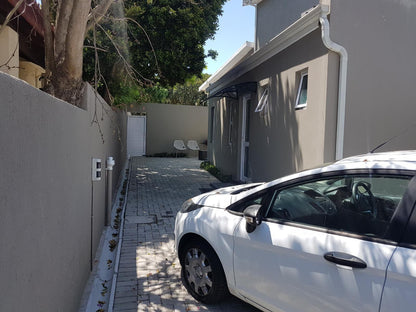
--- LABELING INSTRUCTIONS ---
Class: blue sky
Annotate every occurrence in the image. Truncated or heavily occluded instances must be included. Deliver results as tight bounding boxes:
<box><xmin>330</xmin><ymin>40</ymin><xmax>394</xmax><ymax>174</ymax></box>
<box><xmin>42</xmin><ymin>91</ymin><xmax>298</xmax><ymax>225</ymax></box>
<box><xmin>203</xmin><ymin>0</ymin><xmax>255</xmax><ymax>75</ymax></box>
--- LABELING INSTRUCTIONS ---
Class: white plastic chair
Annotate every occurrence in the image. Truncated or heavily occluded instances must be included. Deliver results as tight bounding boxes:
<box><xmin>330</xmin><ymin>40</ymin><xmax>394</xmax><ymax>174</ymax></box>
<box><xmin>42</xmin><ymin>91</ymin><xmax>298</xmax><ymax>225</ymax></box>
<box><xmin>187</xmin><ymin>140</ymin><xmax>200</xmax><ymax>151</ymax></box>
<box><xmin>173</xmin><ymin>139</ymin><xmax>187</xmax><ymax>157</ymax></box>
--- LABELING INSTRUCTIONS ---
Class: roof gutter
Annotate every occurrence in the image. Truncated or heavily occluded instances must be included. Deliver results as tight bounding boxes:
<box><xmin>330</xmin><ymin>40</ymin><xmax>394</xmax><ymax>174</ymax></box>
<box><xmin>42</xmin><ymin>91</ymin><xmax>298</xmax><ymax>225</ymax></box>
<box><xmin>320</xmin><ymin>6</ymin><xmax>348</xmax><ymax>160</ymax></box>
<box><xmin>199</xmin><ymin>42</ymin><xmax>254</xmax><ymax>93</ymax></box>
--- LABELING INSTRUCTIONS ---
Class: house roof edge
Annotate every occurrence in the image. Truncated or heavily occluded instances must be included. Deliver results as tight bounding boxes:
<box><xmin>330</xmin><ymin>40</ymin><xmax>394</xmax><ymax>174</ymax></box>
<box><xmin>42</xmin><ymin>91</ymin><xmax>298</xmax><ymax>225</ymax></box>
<box><xmin>199</xmin><ymin>41</ymin><xmax>255</xmax><ymax>93</ymax></box>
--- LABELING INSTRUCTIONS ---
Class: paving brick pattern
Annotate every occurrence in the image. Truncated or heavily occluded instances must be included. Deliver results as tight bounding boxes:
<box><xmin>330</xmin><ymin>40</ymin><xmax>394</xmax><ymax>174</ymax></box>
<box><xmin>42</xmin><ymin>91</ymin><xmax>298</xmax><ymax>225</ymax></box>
<box><xmin>113</xmin><ymin>157</ymin><xmax>260</xmax><ymax>312</ymax></box>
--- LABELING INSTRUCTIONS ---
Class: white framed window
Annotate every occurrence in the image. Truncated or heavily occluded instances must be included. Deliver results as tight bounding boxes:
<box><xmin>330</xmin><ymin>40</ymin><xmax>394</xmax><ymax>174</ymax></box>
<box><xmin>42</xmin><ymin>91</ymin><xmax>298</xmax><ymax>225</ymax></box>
<box><xmin>255</xmin><ymin>77</ymin><xmax>270</xmax><ymax>113</ymax></box>
<box><xmin>255</xmin><ymin>87</ymin><xmax>269</xmax><ymax>113</ymax></box>
<box><xmin>295</xmin><ymin>70</ymin><xmax>308</xmax><ymax>109</ymax></box>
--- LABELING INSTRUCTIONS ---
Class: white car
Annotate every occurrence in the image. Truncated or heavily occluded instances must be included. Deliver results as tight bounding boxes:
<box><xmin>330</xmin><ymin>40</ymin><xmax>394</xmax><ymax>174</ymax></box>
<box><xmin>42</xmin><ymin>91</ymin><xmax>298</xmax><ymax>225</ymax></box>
<box><xmin>174</xmin><ymin>151</ymin><xmax>416</xmax><ymax>312</ymax></box>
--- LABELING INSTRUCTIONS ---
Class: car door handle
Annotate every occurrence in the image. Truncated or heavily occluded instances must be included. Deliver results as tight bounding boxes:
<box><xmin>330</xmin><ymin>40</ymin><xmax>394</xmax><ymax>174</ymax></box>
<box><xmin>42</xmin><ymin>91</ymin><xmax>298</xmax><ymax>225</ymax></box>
<box><xmin>324</xmin><ymin>252</ymin><xmax>367</xmax><ymax>269</ymax></box>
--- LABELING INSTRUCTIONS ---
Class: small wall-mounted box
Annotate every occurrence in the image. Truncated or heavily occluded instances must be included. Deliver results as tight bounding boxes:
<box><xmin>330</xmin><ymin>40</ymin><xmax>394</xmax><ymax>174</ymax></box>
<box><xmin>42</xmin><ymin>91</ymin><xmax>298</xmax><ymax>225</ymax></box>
<box><xmin>92</xmin><ymin>158</ymin><xmax>102</xmax><ymax>181</ymax></box>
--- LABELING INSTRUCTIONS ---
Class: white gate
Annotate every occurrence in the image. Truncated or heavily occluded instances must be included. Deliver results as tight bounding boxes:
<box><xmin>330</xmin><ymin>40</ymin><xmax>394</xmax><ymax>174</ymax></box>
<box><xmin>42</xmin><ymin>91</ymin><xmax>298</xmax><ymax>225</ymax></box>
<box><xmin>127</xmin><ymin>115</ymin><xmax>146</xmax><ymax>157</ymax></box>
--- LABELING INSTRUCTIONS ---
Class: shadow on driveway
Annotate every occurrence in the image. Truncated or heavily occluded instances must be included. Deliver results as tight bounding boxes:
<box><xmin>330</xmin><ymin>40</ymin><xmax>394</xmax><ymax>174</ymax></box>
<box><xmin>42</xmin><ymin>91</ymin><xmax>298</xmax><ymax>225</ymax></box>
<box><xmin>112</xmin><ymin>157</ymin><xmax>260</xmax><ymax>312</ymax></box>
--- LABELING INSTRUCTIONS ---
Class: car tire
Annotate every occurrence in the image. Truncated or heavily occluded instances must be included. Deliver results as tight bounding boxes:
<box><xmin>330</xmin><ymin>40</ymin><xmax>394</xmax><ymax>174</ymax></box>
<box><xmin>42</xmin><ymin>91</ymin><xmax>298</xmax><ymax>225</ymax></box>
<box><xmin>180</xmin><ymin>239</ymin><xmax>229</xmax><ymax>304</ymax></box>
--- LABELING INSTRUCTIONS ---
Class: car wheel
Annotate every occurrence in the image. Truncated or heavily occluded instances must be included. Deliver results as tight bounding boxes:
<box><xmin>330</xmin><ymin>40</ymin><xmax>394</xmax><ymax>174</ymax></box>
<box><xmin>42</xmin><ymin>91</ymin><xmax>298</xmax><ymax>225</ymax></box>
<box><xmin>180</xmin><ymin>239</ymin><xmax>229</xmax><ymax>304</ymax></box>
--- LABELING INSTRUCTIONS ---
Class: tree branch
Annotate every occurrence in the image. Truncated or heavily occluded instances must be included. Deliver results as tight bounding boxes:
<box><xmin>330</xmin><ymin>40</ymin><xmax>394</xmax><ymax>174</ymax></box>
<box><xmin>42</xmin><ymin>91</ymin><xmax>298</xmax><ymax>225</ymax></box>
<box><xmin>55</xmin><ymin>0</ymin><xmax>74</xmax><ymax>62</ymax></box>
<box><xmin>84</xmin><ymin>45</ymin><xmax>109</xmax><ymax>53</ymax></box>
<box><xmin>0</xmin><ymin>40</ymin><xmax>19</xmax><ymax>70</ymax></box>
<box><xmin>86</xmin><ymin>0</ymin><xmax>115</xmax><ymax>33</ymax></box>
<box><xmin>63</xmin><ymin>0</ymin><xmax>92</xmax><ymax>79</ymax></box>
<box><xmin>104</xmin><ymin>15</ymin><xmax>161</xmax><ymax>79</ymax></box>
<box><xmin>96</xmin><ymin>22</ymin><xmax>152</xmax><ymax>85</ymax></box>
<box><xmin>0</xmin><ymin>0</ymin><xmax>26</xmax><ymax>36</ymax></box>
<box><xmin>41</xmin><ymin>0</ymin><xmax>56</xmax><ymax>77</ymax></box>
<box><xmin>122</xmin><ymin>17</ymin><xmax>161</xmax><ymax>76</ymax></box>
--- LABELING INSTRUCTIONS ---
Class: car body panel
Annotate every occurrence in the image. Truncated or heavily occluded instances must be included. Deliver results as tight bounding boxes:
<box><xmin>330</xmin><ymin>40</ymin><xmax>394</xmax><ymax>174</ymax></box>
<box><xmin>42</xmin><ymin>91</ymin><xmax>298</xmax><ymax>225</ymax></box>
<box><xmin>379</xmin><ymin>175</ymin><xmax>416</xmax><ymax>311</ymax></box>
<box><xmin>233</xmin><ymin>220</ymin><xmax>395</xmax><ymax>312</ymax></box>
<box><xmin>380</xmin><ymin>246</ymin><xmax>416</xmax><ymax>311</ymax></box>
<box><xmin>175</xmin><ymin>207</ymin><xmax>241</xmax><ymax>289</ymax></box>
<box><xmin>189</xmin><ymin>183</ymin><xmax>263</xmax><ymax>209</ymax></box>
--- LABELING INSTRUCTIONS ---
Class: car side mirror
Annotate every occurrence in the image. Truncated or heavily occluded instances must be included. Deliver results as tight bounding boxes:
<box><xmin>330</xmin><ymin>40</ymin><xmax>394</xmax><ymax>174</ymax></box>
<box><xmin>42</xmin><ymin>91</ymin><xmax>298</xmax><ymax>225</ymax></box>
<box><xmin>243</xmin><ymin>204</ymin><xmax>263</xmax><ymax>233</ymax></box>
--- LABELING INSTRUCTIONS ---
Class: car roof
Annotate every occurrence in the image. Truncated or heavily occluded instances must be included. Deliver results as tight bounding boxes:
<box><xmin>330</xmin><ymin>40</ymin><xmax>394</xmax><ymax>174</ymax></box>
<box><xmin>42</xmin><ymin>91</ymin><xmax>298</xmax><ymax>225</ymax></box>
<box><xmin>251</xmin><ymin>151</ymin><xmax>416</xmax><ymax>196</ymax></box>
<box><xmin>328</xmin><ymin>150</ymin><xmax>416</xmax><ymax>171</ymax></box>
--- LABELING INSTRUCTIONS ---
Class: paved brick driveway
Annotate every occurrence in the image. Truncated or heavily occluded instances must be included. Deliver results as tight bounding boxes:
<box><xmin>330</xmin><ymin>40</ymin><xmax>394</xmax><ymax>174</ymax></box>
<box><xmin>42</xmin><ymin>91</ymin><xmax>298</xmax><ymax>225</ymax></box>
<box><xmin>112</xmin><ymin>157</ymin><xmax>260</xmax><ymax>312</ymax></box>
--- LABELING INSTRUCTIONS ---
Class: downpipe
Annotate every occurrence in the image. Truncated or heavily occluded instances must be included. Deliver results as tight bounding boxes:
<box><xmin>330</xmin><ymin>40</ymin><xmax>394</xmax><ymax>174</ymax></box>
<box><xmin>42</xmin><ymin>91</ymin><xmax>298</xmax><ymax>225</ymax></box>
<box><xmin>320</xmin><ymin>7</ymin><xmax>348</xmax><ymax>160</ymax></box>
<box><xmin>106</xmin><ymin>157</ymin><xmax>115</xmax><ymax>226</ymax></box>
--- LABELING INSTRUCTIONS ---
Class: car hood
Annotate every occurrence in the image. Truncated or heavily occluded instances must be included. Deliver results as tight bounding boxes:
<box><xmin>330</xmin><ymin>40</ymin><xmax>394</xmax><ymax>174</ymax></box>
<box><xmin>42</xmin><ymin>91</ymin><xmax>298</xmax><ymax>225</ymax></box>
<box><xmin>192</xmin><ymin>183</ymin><xmax>263</xmax><ymax>209</ymax></box>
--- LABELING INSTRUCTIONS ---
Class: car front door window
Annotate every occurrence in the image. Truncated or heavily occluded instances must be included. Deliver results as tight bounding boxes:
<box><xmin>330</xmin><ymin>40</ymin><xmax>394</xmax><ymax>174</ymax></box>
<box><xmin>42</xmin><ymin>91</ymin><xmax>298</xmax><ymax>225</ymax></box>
<box><xmin>265</xmin><ymin>174</ymin><xmax>411</xmax><ymax>239</ymax></box>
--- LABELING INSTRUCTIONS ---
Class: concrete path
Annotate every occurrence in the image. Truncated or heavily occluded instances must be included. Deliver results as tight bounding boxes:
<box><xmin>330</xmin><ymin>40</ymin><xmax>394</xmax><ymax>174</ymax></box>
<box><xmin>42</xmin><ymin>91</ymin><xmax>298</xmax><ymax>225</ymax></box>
<box><xmin>112</xmin><ymin>157</ymin><xmax>260</xmax><ymax>312</ymax></box>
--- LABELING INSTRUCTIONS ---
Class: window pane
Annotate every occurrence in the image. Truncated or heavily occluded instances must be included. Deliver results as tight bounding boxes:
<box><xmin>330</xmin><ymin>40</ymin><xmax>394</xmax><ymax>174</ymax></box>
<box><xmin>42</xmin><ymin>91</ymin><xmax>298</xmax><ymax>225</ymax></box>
<box><xmin>298</xmin><ymin>76</ymin><xmax>307</xmax><ymax>104</ymax></box>
<box><xmin>295</xmin><ymin>73</ymin><xmax>308</xmax><ymax>108</ymax></box>
<box><xmin>266</xmin><ymin>174</ymin><xmax>411</xmax><ymax>239</ymax></box>
<box><xmin>255</xmin><ymin>87</ymin><xmax>269</xmax><ymax>113</ymax></box>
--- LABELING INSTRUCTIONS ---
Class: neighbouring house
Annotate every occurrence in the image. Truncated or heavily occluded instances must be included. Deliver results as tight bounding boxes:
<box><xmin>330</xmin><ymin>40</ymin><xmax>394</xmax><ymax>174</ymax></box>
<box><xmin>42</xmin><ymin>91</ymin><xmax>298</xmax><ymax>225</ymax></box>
<box><xmin>200</xmin><ymin>0</ymin><xmax>416</xmax><ymax>183</ymax></box>
<box><xmin>0</xmin><ymin>0</ymin><xmax>45</xmax><ymax>88</ymax></box>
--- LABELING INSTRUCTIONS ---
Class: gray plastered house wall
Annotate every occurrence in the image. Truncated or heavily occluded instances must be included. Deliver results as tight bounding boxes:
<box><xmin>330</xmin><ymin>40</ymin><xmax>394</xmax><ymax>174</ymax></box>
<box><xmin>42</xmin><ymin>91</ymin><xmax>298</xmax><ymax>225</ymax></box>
<box><xmin>203</xmin><ymin>0</ymin><xmax>416</xmax><ymax>183</ymax></box>
<box><xmin>255</xmin><ymin>0</ymin><xmax>319</xmax><ymax>49</ymax></box>
<box><xmin>330</xmin><ymin>0</ymin><xmax>416</xmax><ymax>157</ymax></box>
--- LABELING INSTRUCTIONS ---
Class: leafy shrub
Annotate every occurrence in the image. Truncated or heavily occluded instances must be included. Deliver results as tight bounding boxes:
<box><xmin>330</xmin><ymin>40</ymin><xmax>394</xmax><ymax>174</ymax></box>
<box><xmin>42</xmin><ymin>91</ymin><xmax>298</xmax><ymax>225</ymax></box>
<box><xmin>200</xmin><ymin>161</ymin><xmax>232</xmax><ymax>183</ymax></box>
<box><xmin>200</xmin><ymin>161</ymin><xmax>211</xmax><ymax>170</ymax></box>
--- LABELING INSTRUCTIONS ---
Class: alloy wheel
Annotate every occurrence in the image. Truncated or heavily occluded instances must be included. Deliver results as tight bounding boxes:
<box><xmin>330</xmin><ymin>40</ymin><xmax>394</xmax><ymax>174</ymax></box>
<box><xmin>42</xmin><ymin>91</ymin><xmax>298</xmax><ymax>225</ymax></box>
<box><xmin>184</xmin><ymin>247</ymin><xmax>213</xmax><ymax>296</ymax></box>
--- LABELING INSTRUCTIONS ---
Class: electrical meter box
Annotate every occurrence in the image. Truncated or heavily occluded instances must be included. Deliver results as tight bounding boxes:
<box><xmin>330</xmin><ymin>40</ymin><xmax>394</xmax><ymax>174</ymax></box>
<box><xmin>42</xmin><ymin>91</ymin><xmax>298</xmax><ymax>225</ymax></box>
<box><xmin>92</xmin><ymin>158</ymin><xmax>102</xmax><ymax>181</ymax></box>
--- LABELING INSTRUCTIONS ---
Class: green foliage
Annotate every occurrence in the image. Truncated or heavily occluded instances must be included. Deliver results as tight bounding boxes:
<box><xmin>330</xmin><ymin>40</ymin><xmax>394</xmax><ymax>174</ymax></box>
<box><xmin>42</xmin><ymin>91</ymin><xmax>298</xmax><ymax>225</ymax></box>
<box><xmin>112</xmin><ymin>83</ymin><xmax>170</xmax><ymax>106</ymax></box>
<box><xmin>125</xmin><ymin>0</ymin><xmax>226</xmax><ymax>86</ymax></box>
<box><xmin>83</xmin><ymin>0</ymin><xmax>226</xmax><ymax>104</ymax></box>
<box><xmin>114</xmin><ymin>74</ymin><xmax>209</xmax><ymax>106</ymax></box>
<box><xmin>200</xmin><ymin>161</ymin><xmax>210</xmax><ymax>169</ymax></box>
<box><xmin>200</xmin><ymin>161</ymin><xmax>232</xmax><ymax>183</ymax></box>
<box><xmin>147</xmin><ymin>85</ymin><xmax>170</xmax><ymax>103</ymax></box>
<box><xmin>166</xmin><ymin>74</ymin><xmax>209</xmax><ymax>106</ymax></box>
<box><xmin>112</xmin><ymin>84</ymin><xmax>151</xmax><ymax>106</ymax></box>
<box><xmin>83</xmin><ymin>2</ymin><xmax>132</xmax><ymax>102</ymax></box>
<box><xmin>207</xmin><ymin>49</ymin><xmax>218</xmax><ymax>60</ymax></box>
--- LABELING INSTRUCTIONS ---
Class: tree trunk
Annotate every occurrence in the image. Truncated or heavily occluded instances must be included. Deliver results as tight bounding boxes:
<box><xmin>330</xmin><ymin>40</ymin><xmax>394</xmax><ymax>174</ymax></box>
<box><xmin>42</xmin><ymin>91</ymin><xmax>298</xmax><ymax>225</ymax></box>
<box><xmin>49</xmin><ymin>69</ymin><xmax>85</xmax><ymax>107</ymax></box>
<box><xmin>41</xmin><ymin>0</ymin><xmax>114</xmax><ymax>106</ymax></box>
